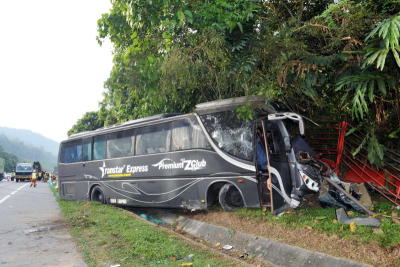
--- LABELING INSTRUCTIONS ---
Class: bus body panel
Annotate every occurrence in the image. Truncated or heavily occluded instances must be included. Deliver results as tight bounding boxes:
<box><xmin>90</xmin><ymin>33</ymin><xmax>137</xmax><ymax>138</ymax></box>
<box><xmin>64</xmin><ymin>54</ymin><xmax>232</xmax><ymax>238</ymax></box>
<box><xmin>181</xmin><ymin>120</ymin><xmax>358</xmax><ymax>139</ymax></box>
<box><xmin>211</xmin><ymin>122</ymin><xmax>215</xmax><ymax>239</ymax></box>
<box><xmin>59</xmin><ymin>149</ymin><xmax>259</xmax><ymax>209</ymax></box>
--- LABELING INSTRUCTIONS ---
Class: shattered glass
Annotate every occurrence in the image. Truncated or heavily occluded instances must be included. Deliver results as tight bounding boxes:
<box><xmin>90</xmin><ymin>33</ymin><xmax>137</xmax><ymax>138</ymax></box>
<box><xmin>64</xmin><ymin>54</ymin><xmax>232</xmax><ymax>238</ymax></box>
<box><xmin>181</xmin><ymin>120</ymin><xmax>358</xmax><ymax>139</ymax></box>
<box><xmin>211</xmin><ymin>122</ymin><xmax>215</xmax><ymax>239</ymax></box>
<box><xmin>200</xmin><ymin>111</ymin><xmax>254</xmax><ymax>161</ymax></box>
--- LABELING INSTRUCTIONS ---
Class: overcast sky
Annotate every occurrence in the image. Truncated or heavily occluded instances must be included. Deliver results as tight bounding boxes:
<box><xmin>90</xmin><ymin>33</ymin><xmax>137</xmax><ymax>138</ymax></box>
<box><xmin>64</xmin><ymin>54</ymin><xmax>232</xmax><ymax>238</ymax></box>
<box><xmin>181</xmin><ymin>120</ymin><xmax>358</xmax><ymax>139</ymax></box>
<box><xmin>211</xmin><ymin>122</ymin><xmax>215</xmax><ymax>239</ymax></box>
<box><xmin>0</xmin><ymin>0</ymin><xmax>113</xmax><ymax>142</ymax></box>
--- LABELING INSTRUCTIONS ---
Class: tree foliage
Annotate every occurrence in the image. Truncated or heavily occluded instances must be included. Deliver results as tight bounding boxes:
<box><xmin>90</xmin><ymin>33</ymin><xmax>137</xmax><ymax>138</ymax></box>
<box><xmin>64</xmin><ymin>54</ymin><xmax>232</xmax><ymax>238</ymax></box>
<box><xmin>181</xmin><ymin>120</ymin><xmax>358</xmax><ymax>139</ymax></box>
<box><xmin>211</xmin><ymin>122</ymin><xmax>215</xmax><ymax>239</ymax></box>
<box><xmin>68</xmin><ymin>0</ymin><xmax>400</xmax><ymax>166</ymax></box>
<box><xmin>0</xmin><ymin>145</ymin><xmax>18</xmax><ymax>172</ymax></box>
<box><xmin>67</xmin><ymin>111</ymin><xmax>104</xmax><ymax>136</ymax></box>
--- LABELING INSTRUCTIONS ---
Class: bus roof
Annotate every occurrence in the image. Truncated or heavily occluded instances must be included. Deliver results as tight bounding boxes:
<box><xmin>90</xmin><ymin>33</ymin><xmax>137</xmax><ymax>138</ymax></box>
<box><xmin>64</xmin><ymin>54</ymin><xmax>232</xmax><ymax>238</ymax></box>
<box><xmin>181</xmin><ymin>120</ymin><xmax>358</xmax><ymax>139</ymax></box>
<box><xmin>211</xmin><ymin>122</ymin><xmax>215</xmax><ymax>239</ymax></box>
<box><xmin>65</xmin><ymin>96</ymin><xmax>268</xmax><ymax>142</ymax></box>
<box><xmin>67</xmin><ymin>113</ymin><xmax>182</xmax><ymax>141</ymax></box>
<box><xmin>195</xmin><ymin>96</ymin><xmax>267</xmax><ymax>114</ymax></box>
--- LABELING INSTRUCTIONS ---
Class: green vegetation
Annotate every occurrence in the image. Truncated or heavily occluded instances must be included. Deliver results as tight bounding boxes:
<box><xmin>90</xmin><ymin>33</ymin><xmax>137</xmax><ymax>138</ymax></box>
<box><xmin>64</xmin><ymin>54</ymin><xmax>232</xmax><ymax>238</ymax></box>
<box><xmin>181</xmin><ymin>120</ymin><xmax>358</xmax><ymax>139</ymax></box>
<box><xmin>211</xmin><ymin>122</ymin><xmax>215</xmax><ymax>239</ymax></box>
<box><xmin>57</xmin><ymin>199</ymin><xmax>240</xmax><ymax>267</ymax></box>
<box><xmin>67</xmin><ymin>111</ymin><xmax>104</xmax><ymax>136</ymax></box>
<box><xmin>234</xmin><ymin>200</ymin><xmax>400</xmax><ymax>247</ymax></box>
<box><xmin>0</xmin><ymin>145</ymin><xmax>18</xmax><ymax>172</ymax></box>
<box><xmin>69</xmin><ymin>0</ymin><xmax>400</xmax><ymax>165</ymax></box>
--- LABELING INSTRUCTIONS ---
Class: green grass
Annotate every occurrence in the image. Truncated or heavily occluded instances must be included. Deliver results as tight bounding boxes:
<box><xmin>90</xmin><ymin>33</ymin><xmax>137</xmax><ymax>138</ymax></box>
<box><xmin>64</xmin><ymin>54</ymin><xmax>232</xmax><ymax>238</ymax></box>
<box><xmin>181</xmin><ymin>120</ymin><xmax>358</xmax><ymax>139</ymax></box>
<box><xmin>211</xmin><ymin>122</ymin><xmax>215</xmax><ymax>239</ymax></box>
<box><xmin>55</xmin><ymin>197</ymin><xmax>240</xmax><ymax>267</ymax></box>
<box><xmin>233</xmin><ymin>201</ymin><xmax>400</xmax><ymax>247</ymax></box>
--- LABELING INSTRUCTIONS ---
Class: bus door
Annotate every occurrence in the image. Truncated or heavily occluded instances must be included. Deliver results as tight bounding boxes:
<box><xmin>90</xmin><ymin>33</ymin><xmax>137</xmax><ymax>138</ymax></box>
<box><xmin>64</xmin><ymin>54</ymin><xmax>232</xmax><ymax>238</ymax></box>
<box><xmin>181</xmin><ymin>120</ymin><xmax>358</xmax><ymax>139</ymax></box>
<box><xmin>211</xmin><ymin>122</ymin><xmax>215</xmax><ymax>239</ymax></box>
<box><xmin>257</xmin><ymin>113</ymin><xmax>305</xmax><ymax>214</ymax></box>
<box><xmin>256</xmin><ymin>119</ymin><xmax>292</xmax><ymax>210</ymax></box>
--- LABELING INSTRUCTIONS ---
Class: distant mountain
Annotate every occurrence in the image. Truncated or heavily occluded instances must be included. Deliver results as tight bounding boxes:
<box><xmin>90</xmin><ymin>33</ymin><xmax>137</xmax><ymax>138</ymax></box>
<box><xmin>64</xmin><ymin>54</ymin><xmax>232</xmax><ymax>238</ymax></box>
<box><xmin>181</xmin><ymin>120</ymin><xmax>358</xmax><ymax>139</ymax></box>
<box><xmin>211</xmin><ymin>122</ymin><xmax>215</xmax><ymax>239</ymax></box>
<box><xmin>0</xmin><ymin>130</ymin><xmax>58</xmax><ymax>170</ymax></box>
<box><xmin>0</xmin><ymin>127</ymin><xmax>59</xmax><ymax>156</ymax></box>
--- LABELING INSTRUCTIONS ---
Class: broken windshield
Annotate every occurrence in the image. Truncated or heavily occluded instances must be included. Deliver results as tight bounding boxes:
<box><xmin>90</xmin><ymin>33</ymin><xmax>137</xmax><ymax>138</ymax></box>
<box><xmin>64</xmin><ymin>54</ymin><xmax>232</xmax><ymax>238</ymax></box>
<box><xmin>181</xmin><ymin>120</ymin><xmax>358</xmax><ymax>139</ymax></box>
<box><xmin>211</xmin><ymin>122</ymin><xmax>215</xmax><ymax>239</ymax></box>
<box><xmin>200</xmin><ymin>111</ymin><xmax>254</xmax><ymax>161</ymax></box>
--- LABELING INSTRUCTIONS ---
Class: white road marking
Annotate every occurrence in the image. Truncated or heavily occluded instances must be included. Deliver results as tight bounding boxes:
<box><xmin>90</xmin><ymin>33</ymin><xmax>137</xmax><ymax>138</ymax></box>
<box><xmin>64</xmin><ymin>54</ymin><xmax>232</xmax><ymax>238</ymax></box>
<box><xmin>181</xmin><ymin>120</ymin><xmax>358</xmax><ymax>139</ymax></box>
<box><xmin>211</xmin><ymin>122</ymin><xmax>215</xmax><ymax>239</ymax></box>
<box><xmin>0</xmin><ymin>195</ymin><xmax>10</xmax><ymax>204</ymax></box>
<box><xmin>16</xmin><ymin>183</ymin><xmax>29</xmax><ymax>191</ymax></box>
<box><xmin>0</xmin><ymin>183</ymin><xmax>29</xmax><ymax>205</ymax></box>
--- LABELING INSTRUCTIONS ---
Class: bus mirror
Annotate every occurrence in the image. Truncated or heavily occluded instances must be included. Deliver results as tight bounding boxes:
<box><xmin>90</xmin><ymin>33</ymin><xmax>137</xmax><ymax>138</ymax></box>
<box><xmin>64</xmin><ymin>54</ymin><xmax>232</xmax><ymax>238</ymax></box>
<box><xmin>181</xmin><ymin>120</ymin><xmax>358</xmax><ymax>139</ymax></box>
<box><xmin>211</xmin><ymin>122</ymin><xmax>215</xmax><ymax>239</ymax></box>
<box><xmin>284</xmin><ymin>136</ymin><xmax>292</xmax><ymax>152</ymax></box>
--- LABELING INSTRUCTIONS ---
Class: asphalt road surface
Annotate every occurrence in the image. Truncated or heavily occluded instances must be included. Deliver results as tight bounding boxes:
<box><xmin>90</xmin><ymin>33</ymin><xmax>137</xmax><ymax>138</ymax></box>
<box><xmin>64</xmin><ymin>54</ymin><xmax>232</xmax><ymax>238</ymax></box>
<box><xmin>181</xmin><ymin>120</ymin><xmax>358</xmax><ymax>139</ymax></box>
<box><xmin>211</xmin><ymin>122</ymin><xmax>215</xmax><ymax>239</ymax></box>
<box><xmin>0</xmin><ymin>180</ymin><xmax>86</xmax><ymax>267</ymax></box>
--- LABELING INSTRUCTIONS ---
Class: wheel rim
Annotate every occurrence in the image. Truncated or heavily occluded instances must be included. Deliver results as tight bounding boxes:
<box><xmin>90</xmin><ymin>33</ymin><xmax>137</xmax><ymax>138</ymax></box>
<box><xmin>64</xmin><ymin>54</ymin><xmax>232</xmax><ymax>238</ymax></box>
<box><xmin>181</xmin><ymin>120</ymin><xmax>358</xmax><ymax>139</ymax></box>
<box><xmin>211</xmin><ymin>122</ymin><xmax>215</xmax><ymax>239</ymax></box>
<box><xmin>93</xmin><ymin>188</ymin><xmax>104</xmax><ymax>203</ymax></box>
<box><xmin>226</xmin><ymin>187</ymin><xmax>243</xmax><ymax>207</ymax></box>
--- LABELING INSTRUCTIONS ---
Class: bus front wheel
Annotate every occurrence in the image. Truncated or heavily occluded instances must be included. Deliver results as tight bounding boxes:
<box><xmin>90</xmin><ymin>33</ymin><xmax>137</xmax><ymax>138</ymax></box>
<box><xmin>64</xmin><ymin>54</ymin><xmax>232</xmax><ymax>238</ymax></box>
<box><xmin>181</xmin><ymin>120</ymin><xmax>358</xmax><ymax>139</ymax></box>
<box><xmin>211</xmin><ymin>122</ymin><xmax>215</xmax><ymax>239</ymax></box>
<box><xmin>90</xmin><ymin>186</ymin><xmax>106</xmax><ymax>204</ymax></box>
<box><xmin>218</xmin><ymin>184</ymin><xmax>244</xmax><ymax>211</ymax></box>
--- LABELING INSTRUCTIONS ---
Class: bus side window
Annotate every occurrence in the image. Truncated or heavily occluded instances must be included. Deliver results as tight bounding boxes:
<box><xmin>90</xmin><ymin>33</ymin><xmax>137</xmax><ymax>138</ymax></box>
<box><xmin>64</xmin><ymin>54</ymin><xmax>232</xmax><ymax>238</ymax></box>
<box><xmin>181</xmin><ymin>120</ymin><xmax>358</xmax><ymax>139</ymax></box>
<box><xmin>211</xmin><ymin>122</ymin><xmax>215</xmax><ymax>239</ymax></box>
<box><xmin>171</xmin><ymin>120</ymin><xmax>192</xmax><ymax>151</ymax></box>
<box><xmin>107</xmin><ymin>131</ymin><xmax>134</xmax><ymax>158</ymax></box>
<box><xmin>61</xmin><ymin>141</ymin><xmax>82</xmax><ymax>163</ymax></box>
<box><xmin>190</xmin><ymin>117</ymin><xmax>211</xmax><ymax>149</ymax></box>
<box><xmin>136</xmin><ymin>123</ymin><xmax>171</xmax><ymax>155</ymax></box>
<box><xmin>83</xmin><ymin>139</ymin><xmax>92</xmax><ymax>161</ymax></box>
<box><xmin>93</xmin><ymin>136</ymin><xmax>106</xmax><ymax>160</ymax></box>
<box><xmin>171</xmin><ymin>118</ymin><xmax>211</xmax><ymax>152</ymax></box>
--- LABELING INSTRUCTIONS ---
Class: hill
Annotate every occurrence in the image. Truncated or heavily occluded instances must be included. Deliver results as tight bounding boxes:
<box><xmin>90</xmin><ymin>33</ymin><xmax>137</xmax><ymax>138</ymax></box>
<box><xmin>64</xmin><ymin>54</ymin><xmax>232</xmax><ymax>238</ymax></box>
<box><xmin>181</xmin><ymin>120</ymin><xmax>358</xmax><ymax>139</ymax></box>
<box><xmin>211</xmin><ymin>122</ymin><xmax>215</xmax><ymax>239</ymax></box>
<box><xmin>0</xmin><ymin>145</ymin><xmax>18</xmax><ymax>172</ymax></box>
<box><xmin>0</xmin><ymin>126</ymin><xmax>59</xmax><ymax>156</ymax></box>
<box><xmin>0</xmin><ymin>134</ymin><xmax>57</xmax><ymax>170</ymax></box>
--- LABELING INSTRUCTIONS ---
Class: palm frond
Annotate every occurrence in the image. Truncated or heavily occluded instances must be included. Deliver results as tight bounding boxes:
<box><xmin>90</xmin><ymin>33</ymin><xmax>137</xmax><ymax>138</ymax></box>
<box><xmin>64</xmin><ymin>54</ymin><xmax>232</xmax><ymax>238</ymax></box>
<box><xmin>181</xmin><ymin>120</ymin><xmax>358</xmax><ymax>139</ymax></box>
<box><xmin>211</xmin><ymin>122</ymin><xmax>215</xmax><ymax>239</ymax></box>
<box><xmin>336</xmin><ymin>73</ymin><xmax>393</xmax><ymax>119</ymax></box>
<box><xmin>364</xmin><ymin>14</ymin><xmax>400</xmax><ymax>70</ymax></box>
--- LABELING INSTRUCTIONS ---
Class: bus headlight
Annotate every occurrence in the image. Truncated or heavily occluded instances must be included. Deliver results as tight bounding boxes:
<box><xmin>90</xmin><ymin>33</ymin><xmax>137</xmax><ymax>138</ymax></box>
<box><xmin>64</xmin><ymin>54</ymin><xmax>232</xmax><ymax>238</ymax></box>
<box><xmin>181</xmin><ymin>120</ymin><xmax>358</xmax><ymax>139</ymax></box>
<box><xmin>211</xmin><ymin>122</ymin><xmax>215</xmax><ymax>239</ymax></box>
<box><xmin>299</xmin><ymin>170</ymin><xmax>319</xmax><ymax>192</ymax></box>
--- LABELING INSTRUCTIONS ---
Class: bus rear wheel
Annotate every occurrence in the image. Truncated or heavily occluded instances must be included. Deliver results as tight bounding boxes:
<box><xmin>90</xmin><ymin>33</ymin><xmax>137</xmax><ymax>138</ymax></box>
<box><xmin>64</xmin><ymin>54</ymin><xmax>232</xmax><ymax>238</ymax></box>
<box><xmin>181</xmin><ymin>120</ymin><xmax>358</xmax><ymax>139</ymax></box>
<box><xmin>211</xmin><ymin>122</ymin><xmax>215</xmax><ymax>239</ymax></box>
<box><xmin>218</xmin><ymin>184</ymin><xmax>244</xmax><ymax>211</ymax></box>
<box><xmin>90</xmin><ymin>186</ymin><xmax>105</xmax><ymax>204</ymax></box>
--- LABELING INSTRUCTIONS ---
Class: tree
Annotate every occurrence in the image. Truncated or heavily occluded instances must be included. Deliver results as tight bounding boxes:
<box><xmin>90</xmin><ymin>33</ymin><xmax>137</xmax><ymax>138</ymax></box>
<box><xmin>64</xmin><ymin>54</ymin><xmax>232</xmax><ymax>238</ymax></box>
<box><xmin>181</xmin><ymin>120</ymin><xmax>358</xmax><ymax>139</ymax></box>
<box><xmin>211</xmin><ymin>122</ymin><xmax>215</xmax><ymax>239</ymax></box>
<box><xmin>69</xmin><ymin>0</ymin><xmax>399</xmax><ymax>164</ymax></box>
<box><xmin>67</xmin><ymin>111</ymin><xmax>104</xmax><ymax>136</ymax></box>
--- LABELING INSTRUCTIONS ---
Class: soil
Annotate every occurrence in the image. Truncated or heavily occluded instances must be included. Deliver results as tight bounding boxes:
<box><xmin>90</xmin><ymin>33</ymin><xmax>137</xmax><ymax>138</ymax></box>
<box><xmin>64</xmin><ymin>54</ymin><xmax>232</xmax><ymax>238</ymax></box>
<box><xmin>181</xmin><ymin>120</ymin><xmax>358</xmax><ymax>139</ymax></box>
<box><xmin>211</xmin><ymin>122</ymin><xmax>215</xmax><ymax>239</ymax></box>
<box><xmin>189</xmin><ymin>211</ymin><xmax>400</xmax><ymax>267</ymax></box>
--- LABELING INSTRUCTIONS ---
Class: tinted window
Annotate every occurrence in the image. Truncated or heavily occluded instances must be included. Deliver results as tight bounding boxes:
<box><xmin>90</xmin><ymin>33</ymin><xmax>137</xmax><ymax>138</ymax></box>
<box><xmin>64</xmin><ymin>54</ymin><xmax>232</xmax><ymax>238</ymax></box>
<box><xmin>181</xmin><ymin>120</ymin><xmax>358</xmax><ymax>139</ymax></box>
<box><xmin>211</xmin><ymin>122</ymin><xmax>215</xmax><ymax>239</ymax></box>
<box><xmin>83</xmin><ymin>139</ymin><xmax>92</xmax><ymax>161</ymax></box>
<box><xmin>107</xmin><ymin>131</ymin><xmax>134</xmax><ymax>158</ymax></box>
<box><xmin>171</xmin><ymin>118</ymin><xmax>211</xmax><ymax>151</ymax></box>
<box><xmin>93</xmin><ymin>136</ymin><xmax>106</xmax><ymax>160</ymax></box>
<box><xmin>200</xmin><ymin>111</ymin><xmax>254</xmax><ymax>161</ymax></box>
<box><xmin>136</xmin><ymin>123</ymin><xmax>171</xmax><ymax>155</ymax></box>
<box><xmin>61</xmin><ymin>141</ymin><xmax>82</xmax><ymax>163</ymax></box>
<box><xmin>171</xmin><ymin>122</ymin><xmax>191</xmax><ymax>151</ymax></box>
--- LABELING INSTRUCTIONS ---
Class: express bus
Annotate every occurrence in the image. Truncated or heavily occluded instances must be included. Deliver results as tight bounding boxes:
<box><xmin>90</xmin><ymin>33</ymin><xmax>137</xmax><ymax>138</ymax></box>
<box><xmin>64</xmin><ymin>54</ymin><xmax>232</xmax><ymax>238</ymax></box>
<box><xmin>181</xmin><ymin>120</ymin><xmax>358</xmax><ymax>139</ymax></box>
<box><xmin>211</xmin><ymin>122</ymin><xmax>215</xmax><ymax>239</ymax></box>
<box><xmin>58</xmin><ymin>96</ymin><xmax>316</xmax><ymax>213</ymax></box>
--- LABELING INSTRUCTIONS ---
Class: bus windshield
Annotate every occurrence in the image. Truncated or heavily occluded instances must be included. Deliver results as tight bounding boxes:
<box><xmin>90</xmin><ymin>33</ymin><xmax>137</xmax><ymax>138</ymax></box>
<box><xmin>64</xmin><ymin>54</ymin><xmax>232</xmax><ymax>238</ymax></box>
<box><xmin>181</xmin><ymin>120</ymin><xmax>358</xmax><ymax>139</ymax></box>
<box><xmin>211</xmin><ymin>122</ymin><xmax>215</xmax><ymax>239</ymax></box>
<box><xmin>200</xmin><ymin>110</ymin><xmax>254</xmax><ymax>161</ymax></box>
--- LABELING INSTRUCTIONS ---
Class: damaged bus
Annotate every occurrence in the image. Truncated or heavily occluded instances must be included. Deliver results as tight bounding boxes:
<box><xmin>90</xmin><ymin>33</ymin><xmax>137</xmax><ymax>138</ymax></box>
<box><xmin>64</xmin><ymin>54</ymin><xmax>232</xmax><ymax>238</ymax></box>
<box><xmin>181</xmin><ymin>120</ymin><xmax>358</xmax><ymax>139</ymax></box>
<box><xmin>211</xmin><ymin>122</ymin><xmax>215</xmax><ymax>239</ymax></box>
<box><xmin>58</xmin><ymin>96</ymin><xmax>322</xmax><ymax>214</ymax></box>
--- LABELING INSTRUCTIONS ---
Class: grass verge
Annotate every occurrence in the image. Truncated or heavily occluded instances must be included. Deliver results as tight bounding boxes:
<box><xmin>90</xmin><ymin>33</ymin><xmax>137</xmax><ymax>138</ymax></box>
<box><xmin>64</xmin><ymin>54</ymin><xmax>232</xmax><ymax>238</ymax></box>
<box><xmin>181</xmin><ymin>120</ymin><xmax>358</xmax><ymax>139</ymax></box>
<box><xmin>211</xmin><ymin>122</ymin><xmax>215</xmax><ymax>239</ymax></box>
<box><xmin>233</xmin><ymin>200</ymin><xmax>400</xmax><ymax>247</ymax></box>
<box><xmin>53</xmin><ymin>194</ymin><xmax>241</xmax><ymax>266</ymax></box>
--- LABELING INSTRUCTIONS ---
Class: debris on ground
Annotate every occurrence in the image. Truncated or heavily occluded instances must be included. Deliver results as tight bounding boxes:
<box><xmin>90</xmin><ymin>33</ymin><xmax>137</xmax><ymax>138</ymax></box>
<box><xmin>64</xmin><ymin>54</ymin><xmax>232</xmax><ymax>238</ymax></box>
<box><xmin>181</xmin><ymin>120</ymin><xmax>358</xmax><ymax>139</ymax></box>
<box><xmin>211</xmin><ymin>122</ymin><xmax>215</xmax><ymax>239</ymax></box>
<box><xmin>182</xmin><ymin>254</ymin><xmax>193</xmax><ymax>262</ymax></box>
<box><xmin>349</xmin><ymin>222</ymin><xmax>357</xmax><ymax>232</ymax></box>
<box><xmin>222</xmin><ymin>244</ymin><xmax>233</xmax><ymax>250</ymax></box>
<box><xmin>335</xmin><ymin>208</ymin><xmax>380</xmax><ymax>227</ymax></box>
<box><xmin>139</xmin><ymin>214</ymin><xmax>165</xmax><ymax>224</ymax></box>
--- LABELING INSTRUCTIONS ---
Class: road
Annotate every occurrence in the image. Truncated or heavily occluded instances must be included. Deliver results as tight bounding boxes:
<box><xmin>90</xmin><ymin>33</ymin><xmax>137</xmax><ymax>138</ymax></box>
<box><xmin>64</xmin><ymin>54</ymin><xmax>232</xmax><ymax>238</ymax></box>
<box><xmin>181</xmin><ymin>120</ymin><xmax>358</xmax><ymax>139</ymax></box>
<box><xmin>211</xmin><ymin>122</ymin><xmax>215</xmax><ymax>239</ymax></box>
<box><xmin>0</xmin><ymin>180</ymin><xmax>86</xmax><ymax>267</ymax></box>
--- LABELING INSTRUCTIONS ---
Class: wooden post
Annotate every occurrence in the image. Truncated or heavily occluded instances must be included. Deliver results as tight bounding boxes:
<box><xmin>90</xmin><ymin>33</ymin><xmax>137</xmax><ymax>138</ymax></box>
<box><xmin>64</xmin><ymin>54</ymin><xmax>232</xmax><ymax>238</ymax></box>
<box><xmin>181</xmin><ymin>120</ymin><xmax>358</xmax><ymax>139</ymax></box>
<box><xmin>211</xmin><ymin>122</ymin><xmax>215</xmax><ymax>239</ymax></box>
<box><xmin>261</xmin><ymin>120</ymin><xmax>274</xmax><ymax>214</ymax></box>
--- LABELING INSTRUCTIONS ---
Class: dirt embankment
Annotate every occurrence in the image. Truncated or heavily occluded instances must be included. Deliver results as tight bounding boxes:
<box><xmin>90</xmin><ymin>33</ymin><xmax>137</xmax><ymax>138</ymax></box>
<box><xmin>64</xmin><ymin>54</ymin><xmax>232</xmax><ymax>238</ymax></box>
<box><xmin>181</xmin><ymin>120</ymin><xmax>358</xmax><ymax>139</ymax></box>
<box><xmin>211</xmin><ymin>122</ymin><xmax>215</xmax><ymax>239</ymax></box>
<box><xmin>190</xmin><ymin>211</ymin><xmax>400</xmax><ymax>267</ymax></box>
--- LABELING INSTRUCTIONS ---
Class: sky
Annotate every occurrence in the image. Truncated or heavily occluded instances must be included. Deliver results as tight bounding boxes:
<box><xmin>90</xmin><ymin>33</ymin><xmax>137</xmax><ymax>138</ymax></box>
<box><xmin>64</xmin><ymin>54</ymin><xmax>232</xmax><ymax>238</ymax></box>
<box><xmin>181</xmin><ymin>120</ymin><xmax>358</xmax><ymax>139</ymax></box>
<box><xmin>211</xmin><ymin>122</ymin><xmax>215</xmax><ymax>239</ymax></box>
<box><xmin>0</xmin><ymin>0</ymin><xmax>113</xmax><ymax>142</ymax></box>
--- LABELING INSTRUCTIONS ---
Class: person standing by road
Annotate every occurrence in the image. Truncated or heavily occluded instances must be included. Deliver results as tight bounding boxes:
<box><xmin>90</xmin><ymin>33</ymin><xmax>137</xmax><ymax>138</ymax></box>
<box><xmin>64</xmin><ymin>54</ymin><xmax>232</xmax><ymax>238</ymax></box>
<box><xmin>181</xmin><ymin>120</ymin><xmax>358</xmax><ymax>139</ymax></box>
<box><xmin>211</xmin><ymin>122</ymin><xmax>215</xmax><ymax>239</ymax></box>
<box><xmin>31</xmin><ymin>169</ymin><xmax>38</xmax><ymax>188</ymax></box>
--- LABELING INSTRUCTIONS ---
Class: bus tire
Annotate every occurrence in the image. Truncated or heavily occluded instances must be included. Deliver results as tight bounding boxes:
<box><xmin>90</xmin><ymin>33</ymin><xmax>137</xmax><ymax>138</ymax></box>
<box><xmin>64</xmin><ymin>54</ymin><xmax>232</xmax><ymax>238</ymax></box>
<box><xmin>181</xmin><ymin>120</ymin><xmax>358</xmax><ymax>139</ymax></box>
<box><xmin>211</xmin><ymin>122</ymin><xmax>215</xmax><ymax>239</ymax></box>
<box><xmin>90</xmin><ymin>186</ymin><xmax>106</xmax><ymax>204</ymax></box>
<box><xmin>218</xmin><ymin>183</ymin><xmax>244</xmax><ymax>211</ymax></box>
